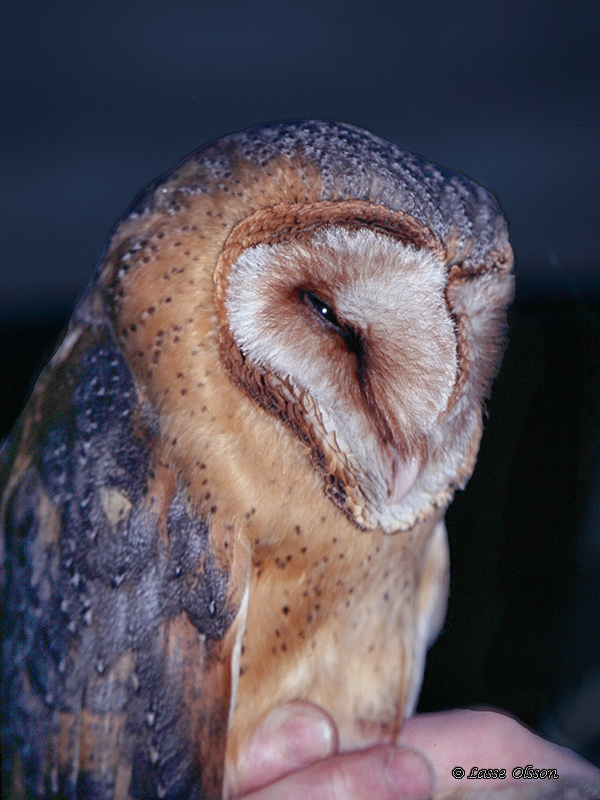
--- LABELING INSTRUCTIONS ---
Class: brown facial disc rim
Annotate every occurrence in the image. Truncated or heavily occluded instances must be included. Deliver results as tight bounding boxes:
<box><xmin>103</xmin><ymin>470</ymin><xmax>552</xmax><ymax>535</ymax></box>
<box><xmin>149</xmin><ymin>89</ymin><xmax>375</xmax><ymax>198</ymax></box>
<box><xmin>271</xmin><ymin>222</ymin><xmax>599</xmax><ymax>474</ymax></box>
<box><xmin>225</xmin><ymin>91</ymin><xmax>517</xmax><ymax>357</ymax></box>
<box><xmin>213</xmin><ymin>199</ymin><xmax>473</xmax><ymax>421</ymax></box>
<box><xmin>213</xmin><ymin>199</ymin><xmax>447</xmax><ymax>313</ymax></box>
<box><xmin>212</xmin><ymin>199</ymin><xmax>505</xmax><ymax>528</ymax></box>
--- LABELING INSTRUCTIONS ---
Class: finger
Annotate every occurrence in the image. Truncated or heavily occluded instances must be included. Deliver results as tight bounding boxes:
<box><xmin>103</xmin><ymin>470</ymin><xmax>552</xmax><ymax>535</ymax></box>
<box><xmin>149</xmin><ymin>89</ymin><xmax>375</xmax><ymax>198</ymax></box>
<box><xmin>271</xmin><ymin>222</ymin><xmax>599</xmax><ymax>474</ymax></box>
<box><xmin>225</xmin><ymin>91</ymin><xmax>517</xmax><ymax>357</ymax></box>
<box><xmin>236</xmin><ymin>745</ymin><xmax>433</xmax><ymax>800</ymax></box>
<box><xmin>232</xmin><ymin>702</ymin><xmax>338</xmax><ymax>795</ymax></box>
<box><xmin>399</xmin><ymin>708</ymin><xmax>600</xmax><ymax>793</ymax></box>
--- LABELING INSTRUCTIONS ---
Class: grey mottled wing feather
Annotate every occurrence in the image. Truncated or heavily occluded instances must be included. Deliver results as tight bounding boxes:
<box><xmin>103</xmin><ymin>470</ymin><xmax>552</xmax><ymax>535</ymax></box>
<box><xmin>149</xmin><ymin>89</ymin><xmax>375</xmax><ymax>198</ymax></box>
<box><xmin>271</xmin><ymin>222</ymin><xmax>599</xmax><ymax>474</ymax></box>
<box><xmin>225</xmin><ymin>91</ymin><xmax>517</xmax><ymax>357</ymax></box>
<box><xmin>1</xmin><ymin>321</ymin><xmax>239</xmax><ymax>799</ymax></box>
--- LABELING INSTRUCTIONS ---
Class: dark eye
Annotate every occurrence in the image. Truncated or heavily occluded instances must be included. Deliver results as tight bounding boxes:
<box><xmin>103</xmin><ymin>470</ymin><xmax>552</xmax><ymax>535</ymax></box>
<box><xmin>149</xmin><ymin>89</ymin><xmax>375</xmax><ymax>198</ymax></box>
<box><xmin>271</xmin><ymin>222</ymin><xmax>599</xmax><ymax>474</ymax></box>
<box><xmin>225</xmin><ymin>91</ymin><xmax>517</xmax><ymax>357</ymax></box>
<box><xmin>303</xmin><ymin>289</ymin><xmax>365</xmax><ymax>362</ymax></box>
<box><xmin>304</xmin><ymin>291</ymin><xmax>343</xmax><ymax>332</ymax></box>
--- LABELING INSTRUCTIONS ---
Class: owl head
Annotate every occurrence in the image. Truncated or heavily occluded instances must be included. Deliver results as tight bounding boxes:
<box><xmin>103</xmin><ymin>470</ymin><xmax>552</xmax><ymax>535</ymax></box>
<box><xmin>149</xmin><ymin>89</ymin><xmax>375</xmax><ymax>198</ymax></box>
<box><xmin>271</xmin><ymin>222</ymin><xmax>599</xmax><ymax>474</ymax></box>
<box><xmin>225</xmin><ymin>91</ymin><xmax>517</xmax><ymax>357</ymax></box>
<box><xmin>99</xmin><ymin>120</ymin><xmax>514</xmax><ymax>534</ymax></box>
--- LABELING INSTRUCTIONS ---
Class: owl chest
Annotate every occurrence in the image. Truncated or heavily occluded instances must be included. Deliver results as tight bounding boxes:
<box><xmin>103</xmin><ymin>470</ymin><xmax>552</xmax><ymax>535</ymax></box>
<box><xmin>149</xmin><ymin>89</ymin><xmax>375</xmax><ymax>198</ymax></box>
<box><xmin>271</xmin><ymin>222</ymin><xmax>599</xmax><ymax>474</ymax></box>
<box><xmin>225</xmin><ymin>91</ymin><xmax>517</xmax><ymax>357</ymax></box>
<box><xmin>226</xmin><ymin>503</ymin><xmax>443</xmax><ymax>769</ymax></box>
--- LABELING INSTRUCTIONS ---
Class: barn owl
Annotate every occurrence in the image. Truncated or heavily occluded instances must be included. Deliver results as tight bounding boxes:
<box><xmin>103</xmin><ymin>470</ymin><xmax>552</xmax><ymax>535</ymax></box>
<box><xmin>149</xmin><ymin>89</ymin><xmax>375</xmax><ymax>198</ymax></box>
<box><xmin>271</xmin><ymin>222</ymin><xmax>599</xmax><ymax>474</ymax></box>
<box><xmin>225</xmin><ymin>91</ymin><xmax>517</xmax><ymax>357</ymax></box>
<box><xmin>0</xmin><ymin>120</ymin><xmax>518</xmax><ymax>799</ymax></box>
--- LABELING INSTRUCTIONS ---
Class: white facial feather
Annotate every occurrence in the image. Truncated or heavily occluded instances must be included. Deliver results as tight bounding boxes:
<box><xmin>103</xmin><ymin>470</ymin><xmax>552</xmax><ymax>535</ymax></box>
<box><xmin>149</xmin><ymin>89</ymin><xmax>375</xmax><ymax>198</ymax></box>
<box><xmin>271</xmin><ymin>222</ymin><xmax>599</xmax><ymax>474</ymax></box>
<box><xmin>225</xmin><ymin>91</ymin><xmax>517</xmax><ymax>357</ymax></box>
<box><xmin>225</xmin><ymin>226</ymin><xmax>463</xmax><ymax>531</ymax></box>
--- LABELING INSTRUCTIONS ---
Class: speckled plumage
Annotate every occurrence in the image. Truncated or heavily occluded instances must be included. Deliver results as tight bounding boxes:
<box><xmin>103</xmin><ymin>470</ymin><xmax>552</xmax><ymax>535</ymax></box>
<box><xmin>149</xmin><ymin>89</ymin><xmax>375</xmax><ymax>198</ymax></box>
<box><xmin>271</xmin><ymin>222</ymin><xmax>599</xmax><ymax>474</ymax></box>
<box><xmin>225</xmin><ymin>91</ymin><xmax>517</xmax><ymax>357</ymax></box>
<box><xmin>1</xmin><ymin>120</ymin><xmax>518</xmax><ymax>799</ymax></box>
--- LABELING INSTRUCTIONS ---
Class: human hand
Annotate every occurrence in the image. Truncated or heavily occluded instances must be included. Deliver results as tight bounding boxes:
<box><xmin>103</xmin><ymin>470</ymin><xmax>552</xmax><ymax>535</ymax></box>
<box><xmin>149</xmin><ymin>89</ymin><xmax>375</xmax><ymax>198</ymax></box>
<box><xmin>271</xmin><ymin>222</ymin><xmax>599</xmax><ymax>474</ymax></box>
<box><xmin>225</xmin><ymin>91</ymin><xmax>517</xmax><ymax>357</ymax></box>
<box><xmin>231</xmin><ymin>702</ymin><xmax>600</xmax><ymax>799</ymax></box>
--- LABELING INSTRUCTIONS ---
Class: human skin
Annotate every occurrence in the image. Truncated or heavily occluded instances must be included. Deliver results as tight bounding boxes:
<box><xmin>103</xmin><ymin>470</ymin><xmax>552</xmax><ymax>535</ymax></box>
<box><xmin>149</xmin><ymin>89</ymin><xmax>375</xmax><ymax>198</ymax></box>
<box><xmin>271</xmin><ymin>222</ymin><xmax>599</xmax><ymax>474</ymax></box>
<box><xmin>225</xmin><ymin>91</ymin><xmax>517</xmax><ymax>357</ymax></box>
<box><xmin>232</xmin><ymin>703</ymin><xmax>600</xmax><ymax>800</ymax></box>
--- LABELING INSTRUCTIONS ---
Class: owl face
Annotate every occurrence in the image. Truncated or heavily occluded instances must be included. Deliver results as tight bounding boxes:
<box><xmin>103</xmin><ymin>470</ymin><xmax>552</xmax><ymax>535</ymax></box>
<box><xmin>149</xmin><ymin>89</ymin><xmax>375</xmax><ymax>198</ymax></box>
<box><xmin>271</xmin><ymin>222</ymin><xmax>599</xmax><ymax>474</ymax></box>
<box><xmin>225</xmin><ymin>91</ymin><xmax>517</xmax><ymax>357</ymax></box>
<box><xmin>222</xmin><ymin>226</ymin><xmax>461</xmax><ymax>533</ymax></box>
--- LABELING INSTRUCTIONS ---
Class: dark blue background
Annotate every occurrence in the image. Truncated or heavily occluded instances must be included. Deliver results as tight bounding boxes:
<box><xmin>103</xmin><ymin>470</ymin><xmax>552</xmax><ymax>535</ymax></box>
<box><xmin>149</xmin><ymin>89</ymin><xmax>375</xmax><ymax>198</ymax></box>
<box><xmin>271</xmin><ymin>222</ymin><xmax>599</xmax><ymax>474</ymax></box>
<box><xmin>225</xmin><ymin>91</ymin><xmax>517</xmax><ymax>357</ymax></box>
<box><xmin>1</xmin><ymin>1</ymin><xmax>598</xmax><ymax>316</ymax></box>
<box><xmin>1</xmin><ymin>0</ymin><xmax>599</xmax><ymax>768</ymax></box>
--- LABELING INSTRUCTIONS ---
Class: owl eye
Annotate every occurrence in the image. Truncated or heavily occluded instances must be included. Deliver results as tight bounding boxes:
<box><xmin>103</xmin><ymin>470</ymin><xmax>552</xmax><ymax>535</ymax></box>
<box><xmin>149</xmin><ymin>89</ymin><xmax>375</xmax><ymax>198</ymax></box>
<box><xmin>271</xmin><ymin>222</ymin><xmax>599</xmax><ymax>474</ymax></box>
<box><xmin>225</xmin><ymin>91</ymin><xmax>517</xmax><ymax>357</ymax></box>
<box><xmin>302</xmin><ymin>290</ymin><xmax>364</xmax><ymax>362</ymax></box>
<box><xmin>304</xmin><ymin>291</ymin><xmax>344</xmax><ymax>332</ymax></box>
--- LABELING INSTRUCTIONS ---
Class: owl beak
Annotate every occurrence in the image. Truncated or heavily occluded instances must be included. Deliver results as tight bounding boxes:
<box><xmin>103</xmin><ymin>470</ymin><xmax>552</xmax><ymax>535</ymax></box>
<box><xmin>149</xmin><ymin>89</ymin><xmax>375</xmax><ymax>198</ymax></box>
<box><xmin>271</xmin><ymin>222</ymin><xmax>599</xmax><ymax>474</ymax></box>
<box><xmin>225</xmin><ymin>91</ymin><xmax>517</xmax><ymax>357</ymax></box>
<box><xmin>386</xmin><ymin>452</ymin><xmax>419</xmax><ymax>505</ymax></box>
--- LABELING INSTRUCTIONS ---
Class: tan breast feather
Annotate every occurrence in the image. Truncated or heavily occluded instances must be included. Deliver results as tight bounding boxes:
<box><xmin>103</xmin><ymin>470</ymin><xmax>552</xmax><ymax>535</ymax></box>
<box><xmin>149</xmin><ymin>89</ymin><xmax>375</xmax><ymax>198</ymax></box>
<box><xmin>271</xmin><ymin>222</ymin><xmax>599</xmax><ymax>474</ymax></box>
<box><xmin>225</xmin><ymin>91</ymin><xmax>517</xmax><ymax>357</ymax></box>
<box><xmin>1</xmin><ymin>121</ymin><xmax>514</xmax><ymax>798</ymax></box>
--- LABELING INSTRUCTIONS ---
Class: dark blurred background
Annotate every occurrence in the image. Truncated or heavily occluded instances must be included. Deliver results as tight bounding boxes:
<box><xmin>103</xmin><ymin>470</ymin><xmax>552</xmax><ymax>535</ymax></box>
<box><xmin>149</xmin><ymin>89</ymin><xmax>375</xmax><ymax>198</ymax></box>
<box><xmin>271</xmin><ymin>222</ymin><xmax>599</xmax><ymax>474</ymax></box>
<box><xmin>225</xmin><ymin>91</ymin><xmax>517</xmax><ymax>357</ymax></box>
<box><xmin>1</xmin><ymin>0</ymin><xmax>599</xmax><ymax>766</ymax></box>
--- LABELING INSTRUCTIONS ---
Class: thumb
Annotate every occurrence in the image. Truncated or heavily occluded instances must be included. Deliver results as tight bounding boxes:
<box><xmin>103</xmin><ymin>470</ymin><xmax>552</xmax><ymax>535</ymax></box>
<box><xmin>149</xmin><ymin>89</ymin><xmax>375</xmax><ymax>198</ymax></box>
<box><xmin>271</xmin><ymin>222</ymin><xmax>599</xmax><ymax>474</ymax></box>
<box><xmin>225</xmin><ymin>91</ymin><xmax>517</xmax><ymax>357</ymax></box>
<box><xmin>231</xmin><ymin>701</ymin><xmax>338</xmax><ymax>795</ymax></box>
